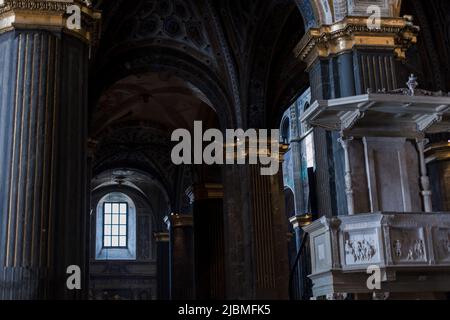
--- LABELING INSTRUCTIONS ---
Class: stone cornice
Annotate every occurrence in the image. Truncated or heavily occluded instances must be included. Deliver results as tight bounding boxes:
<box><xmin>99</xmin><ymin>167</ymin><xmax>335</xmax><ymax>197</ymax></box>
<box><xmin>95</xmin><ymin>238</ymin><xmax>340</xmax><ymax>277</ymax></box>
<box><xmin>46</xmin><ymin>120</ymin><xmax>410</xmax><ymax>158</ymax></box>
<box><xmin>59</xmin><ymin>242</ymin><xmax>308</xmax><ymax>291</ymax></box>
<box><xmin>294</xmin><ymin>16</ymin><xmax>419</xmax><ymax>69</ymax></box>
<box><xmin>0</xmin><ymin>0</ymin><xmax>101</xmax><ymax>45</ymax></box>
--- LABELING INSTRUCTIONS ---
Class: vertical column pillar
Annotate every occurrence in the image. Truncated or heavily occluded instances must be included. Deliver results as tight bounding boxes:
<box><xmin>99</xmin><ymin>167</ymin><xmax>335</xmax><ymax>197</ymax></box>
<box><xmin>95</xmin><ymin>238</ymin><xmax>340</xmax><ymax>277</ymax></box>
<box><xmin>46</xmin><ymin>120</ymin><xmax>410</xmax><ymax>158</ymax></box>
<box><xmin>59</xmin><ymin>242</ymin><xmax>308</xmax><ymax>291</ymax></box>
<box><xmin>221</xmin><ymin>163</ymin><xmax>254</xmax><ymax>299</ymax></box>
<box><xmin>188</xmin><ymin>183</ymin><xmax>225</xmax><ymax>300</ymax></box>
<box><xmin>246</xmin><ymin>140</ymin><xmax>290</xmax><ymax>299</ymax></box>
<box><xmin>417</xmin><ymin>138</ymin><xmax>433</xmax><ymax>212</ymax></box>
<box><xmin>222</xmin><ymin>138</ymin><xmax>289</xmax><ymax>299</ymax></box>
<box><xmin>154</xmin><ymin>232</ymin><xmax>170</xmax><ymax>300</ymax></box>
<box><xmin>288</xmin><ymin>104</ymin><xmax>306</xmax><ymax>214</ymax></box>
<box><xmin>338</xmin><ymin>136</ymin><xmax>355</xmax><ymax>215</ymax></box>
<box><xmin>289</xmin><ymin>214</ymin><xmax>312</xmax><ymax>300</ymax></box>
<box><xmin>0</xmin><ymin>1</ymin><xmax>100</xmax><ymax>299</ymax></box>
<box><xmin>165</xmin><ymin>214</ymin><xmax>194</xmax><ymax>300</ymax></box>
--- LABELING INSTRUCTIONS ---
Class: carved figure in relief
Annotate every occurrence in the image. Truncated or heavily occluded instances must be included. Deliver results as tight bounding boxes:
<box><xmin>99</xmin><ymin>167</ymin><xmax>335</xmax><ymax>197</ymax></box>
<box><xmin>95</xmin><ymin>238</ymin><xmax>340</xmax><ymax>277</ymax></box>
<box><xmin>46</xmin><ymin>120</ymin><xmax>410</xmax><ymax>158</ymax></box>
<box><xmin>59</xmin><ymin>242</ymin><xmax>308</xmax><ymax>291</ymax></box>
<box><xmin>393</xmin><ymin>240</ymin><xmax>402</xmax><ymax>257</ymax></box>
<box><xmin>440</xmin><ymin>238</ymin><xmax>450</xmax><ymax>255</ymax></box>
<box><xmin>414</xmin><ymin>239</ymin><xmax>425</xmax><ymax>259</ymax></box>
<box><xmin>407</xmin><ymin>249</ymin><xmax>414</xmax><ymax>260</ymax></box>
<box><xmin>393</xmin><ymin>238</ymin><xmax>425</xmax><ymax>261</ymax></box>
<box><xmin>345</xmin><ymin>238</ymin><xmax>376</xmax><ymax>262</ymax></box>
<box><xmin>345</xmin><ymin>240</ymin><xmax>354</xmax><ymax>258</ymax></box>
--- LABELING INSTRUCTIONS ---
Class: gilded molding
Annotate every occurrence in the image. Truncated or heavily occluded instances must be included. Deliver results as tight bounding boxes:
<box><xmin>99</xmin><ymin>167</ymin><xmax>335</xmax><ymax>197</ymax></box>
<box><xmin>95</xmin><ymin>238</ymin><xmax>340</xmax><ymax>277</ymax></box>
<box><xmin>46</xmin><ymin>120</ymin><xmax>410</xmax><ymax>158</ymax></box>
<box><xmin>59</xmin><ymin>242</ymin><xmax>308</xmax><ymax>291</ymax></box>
<box><xmin>294</xmin><ymin>16</ymin><xmax>419</xmax><ymax>68</ymax></box>
<box><xmin>0</xmin><ymin>0</ymin><xmax>101</xmax><ymax>45</ymax></box>
<box><xmin>154</xmin><ymin>232</ymin><xmax>169</xmax><ymax>243</ymax></box>
<box><xmin>186</xmin><ymin>183</ymin><xmax>224</xmax><ymax>202</ymax></box>
<box><xmin>289</xmin><ymin>214</ymin><xmax>313</xmax><ymax>229</ymax></box>
<box><xmin>223</xmin><ymin>138</ymin><xmax>283</xmax><ymax>162</ymax></box>
<box><xmin>167</xmin><ymin>214</ymin><xmax>193</xmax><ymax>228</ymax></box>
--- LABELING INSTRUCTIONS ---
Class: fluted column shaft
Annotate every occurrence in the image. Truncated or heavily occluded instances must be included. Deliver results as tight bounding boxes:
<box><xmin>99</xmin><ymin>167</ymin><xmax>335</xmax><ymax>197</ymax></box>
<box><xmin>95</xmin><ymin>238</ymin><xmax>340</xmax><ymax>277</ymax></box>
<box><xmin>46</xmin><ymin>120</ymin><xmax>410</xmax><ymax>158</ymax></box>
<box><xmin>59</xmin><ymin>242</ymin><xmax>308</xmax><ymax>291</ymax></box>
<box><xmin>166</xmin><ymin>214</ymin><xmax>194</xmax><ymax>300</ymax></box>
<box><xmin>247</xmin><ymin>164</ymin><xmax>289</xmax><ymax>299</ymax></box>
<box><xmin>0</xmin><ymin>29</ymin><xmax>89</xmax><ymax>299</ymax></box>
<box><xmin>155</xmin><ymin>232</ymin><xmax>170</xmax><ymax>300</ymax></box>
<box><xmin>190</xmin><ymin>184</ymin><xmax>225</xmax><ymax>300</ymax></box>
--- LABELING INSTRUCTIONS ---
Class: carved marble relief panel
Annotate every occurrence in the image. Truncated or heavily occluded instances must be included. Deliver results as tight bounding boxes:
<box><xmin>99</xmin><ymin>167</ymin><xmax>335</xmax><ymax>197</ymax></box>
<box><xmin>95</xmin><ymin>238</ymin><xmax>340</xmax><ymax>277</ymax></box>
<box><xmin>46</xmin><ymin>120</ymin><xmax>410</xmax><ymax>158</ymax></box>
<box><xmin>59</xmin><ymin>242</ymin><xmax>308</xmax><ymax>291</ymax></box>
<box><xmin>343</xmin><ymin>231</ymin><xmax>380</xmax><ymax>265</ymax></box>
<box><xmin>312</xmin><ymin>233</ymin><xmax>333</xmax><ymax>273</ymax></box>
<box><xmin>433</xmin><ymin>228</ymin><xmax>450</xmax><ymax>263</ymax></box>
<box><xmin>390</xmin><ymin>228</ymin><xmax>427</xmax><ymax>263</ymax></box>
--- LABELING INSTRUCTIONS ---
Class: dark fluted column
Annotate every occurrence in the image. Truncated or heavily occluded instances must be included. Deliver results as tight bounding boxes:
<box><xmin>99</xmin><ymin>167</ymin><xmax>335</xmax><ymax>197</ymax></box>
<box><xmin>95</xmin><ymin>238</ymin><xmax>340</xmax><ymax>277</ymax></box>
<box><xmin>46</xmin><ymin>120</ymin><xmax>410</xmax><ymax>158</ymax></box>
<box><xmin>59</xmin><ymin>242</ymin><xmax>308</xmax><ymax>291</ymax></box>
<box><xmin>221</xmin><ymin>164</ymin><xmax>254</xmax><ymax>299</ymax></box>
<box><xmin>188</xmin><ymin>183</ymin><xmax>225</xmax><ymax>300</ymax></box>
<box><xmin>248</xmin><ymin>161</ymin><xmax>290</xmax><ymax>299</ymax></box>
<box><xmin>0</xmin><ymin>1</ymin><xmax>100</xmax><ymax>300</ymax></box>
<box><xmin>165</xmin><ymin>214</ymin><xmax>194</xmax><ymax>300</ymax></box>
<box><xmin>222</xmin><ymin>141</ymin><xmax>290</xmax><ymax>299</ymax></box>
<box><xmin>154</xmin><ymin>232</ymin><xmax>170</xmax><ymax>300</ymax></box>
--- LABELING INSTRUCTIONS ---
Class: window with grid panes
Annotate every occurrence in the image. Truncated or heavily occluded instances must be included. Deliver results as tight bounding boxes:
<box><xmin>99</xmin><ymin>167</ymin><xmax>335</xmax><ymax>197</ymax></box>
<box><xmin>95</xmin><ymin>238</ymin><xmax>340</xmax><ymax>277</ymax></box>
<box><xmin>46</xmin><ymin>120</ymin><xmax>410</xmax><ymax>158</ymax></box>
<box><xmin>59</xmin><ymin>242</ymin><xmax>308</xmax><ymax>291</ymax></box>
<box><xmin>103</xmin><ymin>202</ymin><xmax>128</xmax><ymax>248</ymax></box>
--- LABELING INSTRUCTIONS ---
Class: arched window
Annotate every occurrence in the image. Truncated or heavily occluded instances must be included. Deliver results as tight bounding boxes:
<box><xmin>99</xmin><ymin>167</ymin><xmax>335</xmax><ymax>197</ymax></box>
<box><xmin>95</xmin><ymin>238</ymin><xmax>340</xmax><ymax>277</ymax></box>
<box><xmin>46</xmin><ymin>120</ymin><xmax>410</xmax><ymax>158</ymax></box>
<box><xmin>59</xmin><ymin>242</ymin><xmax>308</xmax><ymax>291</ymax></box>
<box><xmin>103</xmin><ymin>202</ymin><xmax>128</xmax><ymax>248</ymax></box>
<box><xmin>95</xmin><ymin>192</ymin><xmax>137</xmax><ymax>260</ymax></box>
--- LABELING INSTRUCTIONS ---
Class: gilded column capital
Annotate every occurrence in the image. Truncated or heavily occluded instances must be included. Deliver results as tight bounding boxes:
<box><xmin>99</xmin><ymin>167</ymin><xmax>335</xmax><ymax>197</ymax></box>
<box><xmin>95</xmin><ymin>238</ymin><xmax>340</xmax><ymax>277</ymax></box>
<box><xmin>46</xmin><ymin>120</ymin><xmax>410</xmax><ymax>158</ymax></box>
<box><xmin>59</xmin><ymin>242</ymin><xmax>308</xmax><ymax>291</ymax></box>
<box><xmin>294</xmin><ymin>16</ymin><xmax>419</xmax><ymax>69</ymax></box>
<box><xmin>0</xmin><ymin>0</ymin><xmax>101</xmax><ymax>45</ymax></box>
<box><xmin>289</xmin><ymin>214</ymin><xmax>313</xmax><ymax>229</ymax></box>
<box><xmin>166</xmin><ymin>214</ymin><xmax>193</xmax><ymax>228</ymax></box>
<box><xmin>154</xmin><ymin>232</ymin><xmax>170</xmax><ymax>243</ymax></box>
<box><xmin>186</xmin><ymin>183</ymin><xmax>224</xmax><ymax>202</ymax></box>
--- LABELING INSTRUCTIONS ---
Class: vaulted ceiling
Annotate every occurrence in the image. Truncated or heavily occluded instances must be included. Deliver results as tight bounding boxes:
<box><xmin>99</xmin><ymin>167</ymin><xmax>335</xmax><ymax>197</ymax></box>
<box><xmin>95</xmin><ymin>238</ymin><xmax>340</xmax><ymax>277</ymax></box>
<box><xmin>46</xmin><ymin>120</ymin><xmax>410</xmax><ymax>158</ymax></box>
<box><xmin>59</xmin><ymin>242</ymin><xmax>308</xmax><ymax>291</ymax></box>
<box><xmin>89</xmin><ymin>0</ymin><xmax>310</xmax><ymax>200</ymax></box>
<box><xmin>88</xmin><ymin>0</ymin><xmax>450</xmax><ymax>205</ymax></box>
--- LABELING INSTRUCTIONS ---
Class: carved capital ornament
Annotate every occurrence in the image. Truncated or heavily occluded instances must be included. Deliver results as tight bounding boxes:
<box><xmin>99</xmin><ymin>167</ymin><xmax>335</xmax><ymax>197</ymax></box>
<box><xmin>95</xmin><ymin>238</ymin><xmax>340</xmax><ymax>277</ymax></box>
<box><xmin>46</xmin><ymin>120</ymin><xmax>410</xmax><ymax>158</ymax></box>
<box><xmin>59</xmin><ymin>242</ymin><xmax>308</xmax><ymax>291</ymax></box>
<box><xmin>0</xmin><ymin>0</ymin><xmax>101</xmax><ymax>45</ymax></box>
<box><xmin>295</xmin><ymin>16</ymin><xmax>419</xmax><ymax>68</ymax></box>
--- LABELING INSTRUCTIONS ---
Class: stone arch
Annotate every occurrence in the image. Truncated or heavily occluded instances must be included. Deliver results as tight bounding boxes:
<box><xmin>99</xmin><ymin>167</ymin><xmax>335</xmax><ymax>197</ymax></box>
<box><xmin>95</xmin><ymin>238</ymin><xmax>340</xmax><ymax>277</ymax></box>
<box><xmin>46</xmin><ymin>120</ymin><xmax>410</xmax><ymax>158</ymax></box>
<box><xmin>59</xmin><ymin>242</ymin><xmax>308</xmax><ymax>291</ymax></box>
<box><xmin>295</xmin><ymin>0</ymin><xmax>404</xmax><ymax>28</ymax></box>
<box><xmin>294</xmin><ymin>0</ymin><xmax>319</xmax><ymax>29</ymax></box>
<box><xmin>247</xmin><ymin>1</ymin><xmax>309</xmax><ymax>129</ymax></box>
<box><xmin>284</xmin><ymin>187</ymin><xmax>296</xmax><ymax>218</ymax></box>
<box><xmin>280</xmin><ymin>116</ymin><xmax>291</xmax><ymax>144</ymax></box>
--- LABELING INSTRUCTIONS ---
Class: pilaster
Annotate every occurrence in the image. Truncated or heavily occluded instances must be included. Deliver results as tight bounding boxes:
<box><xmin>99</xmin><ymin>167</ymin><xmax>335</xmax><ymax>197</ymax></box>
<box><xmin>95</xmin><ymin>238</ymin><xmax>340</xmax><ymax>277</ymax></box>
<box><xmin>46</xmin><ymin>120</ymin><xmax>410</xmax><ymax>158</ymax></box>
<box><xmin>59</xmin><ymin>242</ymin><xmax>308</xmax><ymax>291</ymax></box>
<box><xmin>165</xmin><ymin>214</ymin><xmax>194</xmax><ymax>300</ymax></box>
<box><xmin>154</xmin><ymin>232</ymin><xmax>170</xmax><ymax>300</ymax></box>
<box><xmin>188</xmin><ymin>183</ymin><xmax>226</xmax><ymax>300</ymax></box>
